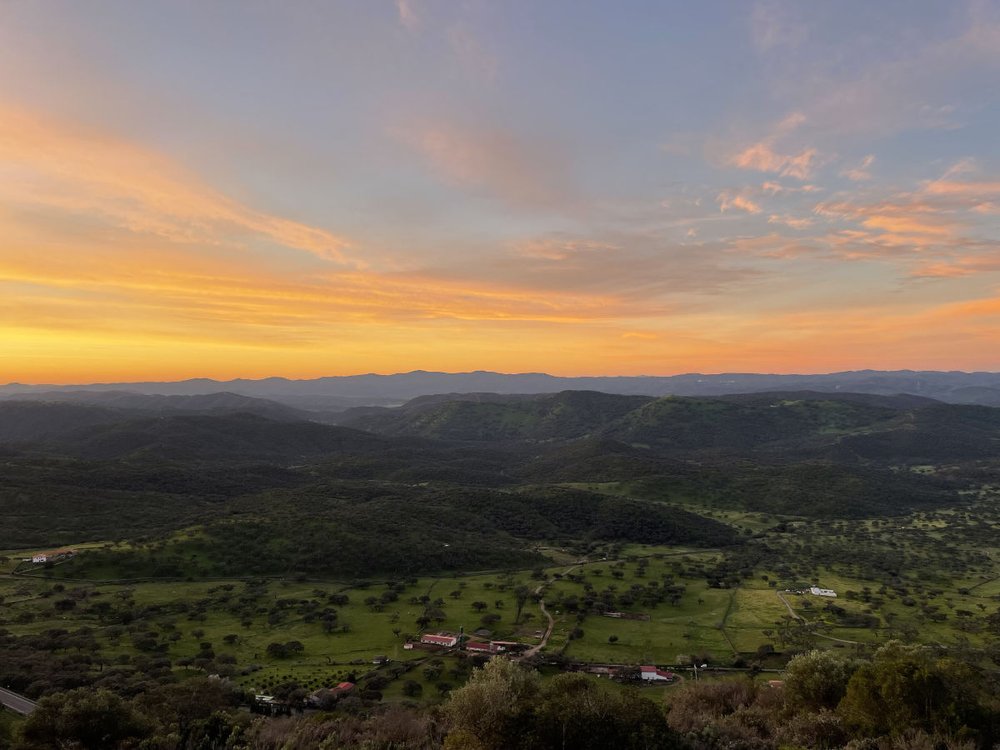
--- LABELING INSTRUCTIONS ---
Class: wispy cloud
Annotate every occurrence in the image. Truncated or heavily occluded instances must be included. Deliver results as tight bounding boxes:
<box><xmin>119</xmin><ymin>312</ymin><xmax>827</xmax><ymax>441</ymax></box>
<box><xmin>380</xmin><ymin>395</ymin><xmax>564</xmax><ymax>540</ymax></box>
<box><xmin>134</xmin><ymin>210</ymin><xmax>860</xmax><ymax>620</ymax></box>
<box><xmin>394</xmin><ymin>120</ymin><xmax>578</xmax><ymax>212</ymax></box>
<box><xmin>485</xmin><ymin>230</ymin><xmax>758</xmax><ymax>299</ymax></box>
<box><xmin>761</xmin><ymin>11</ymin><xmax>1000</xmax><ymax>139</ymax></box>
<box><xmin>731</xmin><ymin>142</ymin><xmax>821</xmax><ymax>179</ymax></box>
<box><xmin>396</xmin><ymin>0</ymin><xmax>420</xmax><ymax>31</ymax></box>
<box><xmin>808</xmin><ymin>160</ymin><xmax>1000</xmax><ymax>280</ymax></box>
<box><xmin>717</xmin><ymin>189</ymin><xmax>762</xmax><ymax>214</ymax></box>
<box><xmin>725</xmin><ymin>111</ymin><xmax>825</xmax><ymax>180</ymax></box>
<box><xmin>761</xmin><ymin>181</ymin><xmax>823</xmax><ymax>194</ymax></box>
<box><xmin>840</xmin><ymin>154</ymin><xmax>875</xmax><ymax>182</ymax></box>
<box><xmin>0</xmin><ymin>105</ymin><xmax>357</xmax><ymax>265</ymax></box>
<box><xmin>768</xmin><ymin>214</ymin><xmax>814</xmax><ymax>230</ymax></box>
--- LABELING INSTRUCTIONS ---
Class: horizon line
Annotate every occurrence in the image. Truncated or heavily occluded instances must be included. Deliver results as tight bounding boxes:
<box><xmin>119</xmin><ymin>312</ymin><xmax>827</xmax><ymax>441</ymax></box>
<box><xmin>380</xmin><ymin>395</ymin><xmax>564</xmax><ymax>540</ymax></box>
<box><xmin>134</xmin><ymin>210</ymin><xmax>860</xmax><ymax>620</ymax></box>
<box><xmin>3</xmin><ymin>367</ymin><xmax>999</xmax><ymax>389</ymax></box>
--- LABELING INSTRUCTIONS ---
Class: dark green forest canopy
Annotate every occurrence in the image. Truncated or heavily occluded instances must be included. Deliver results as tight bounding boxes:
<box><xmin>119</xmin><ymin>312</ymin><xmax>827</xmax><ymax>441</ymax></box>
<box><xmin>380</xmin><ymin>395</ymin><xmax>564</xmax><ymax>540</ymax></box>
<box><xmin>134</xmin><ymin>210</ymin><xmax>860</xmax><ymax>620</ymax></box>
<box><xmin>0</xmin><ymin>390</ymin><xmax>993</xmax><ymax>576</ymax></box>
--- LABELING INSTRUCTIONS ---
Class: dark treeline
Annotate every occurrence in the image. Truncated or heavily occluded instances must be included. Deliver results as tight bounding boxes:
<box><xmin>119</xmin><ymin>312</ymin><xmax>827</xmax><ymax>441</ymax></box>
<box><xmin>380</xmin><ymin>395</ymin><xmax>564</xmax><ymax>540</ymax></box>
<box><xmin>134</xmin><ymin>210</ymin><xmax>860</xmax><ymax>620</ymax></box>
<box><xmin>5</xmin><ymin>645</ymin><xmax>1000</xmax><ymax>750</ymax></box>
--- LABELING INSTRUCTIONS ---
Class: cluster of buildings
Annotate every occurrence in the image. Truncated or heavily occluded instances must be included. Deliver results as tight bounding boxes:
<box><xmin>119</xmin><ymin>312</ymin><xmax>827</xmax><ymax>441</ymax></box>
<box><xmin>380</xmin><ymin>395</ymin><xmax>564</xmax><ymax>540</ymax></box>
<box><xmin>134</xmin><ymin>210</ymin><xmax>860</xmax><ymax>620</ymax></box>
<box><xmin>27</xmin><ymin>549</ymin><xmax>77</xmax><ymax>564</ymax></box>
<box><xmin>784</xmin><ymin>586</ymin><xmax>838</xmax><ymax>598</ymax></box>
<box><xmin>639</xmin><ymin>666</ymin><xmax>676</xmax><ymax>682</ymax></box>
<box><xmin>580</xmin><ymin>664</ymin><xmax>677</xmax><ymax>683</ymax></box>
<box><xmin>808</xmin><ymin>587</ymin><xmax>837</xmax><ymax>598</ymax></box>
<box><xmin>403</xmin><ymin>632</ymin><xmax>525</xmax><ymax>654</ymax></box>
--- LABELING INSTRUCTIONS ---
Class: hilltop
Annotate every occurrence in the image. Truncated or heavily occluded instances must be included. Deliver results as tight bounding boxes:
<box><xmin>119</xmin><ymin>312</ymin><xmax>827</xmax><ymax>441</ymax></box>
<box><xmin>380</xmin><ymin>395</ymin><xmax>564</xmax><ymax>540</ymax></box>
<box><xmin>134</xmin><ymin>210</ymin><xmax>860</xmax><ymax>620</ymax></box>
<box><xmin>6</xmin><ymin>369</ymin><xmax>1000</xmax><ymax>411</ymax></box>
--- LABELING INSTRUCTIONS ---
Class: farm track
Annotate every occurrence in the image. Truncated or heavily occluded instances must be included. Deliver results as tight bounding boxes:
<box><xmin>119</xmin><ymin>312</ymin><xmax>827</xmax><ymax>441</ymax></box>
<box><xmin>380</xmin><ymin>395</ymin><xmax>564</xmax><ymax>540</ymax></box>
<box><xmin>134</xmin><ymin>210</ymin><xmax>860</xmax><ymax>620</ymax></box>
<box><xmin>775</xmin><ymin>591</ymin><xmax>860</xmax><ymax>645</ymax></box>
<box><xmin>522</xmin><ymin>561</ymin><xmax>583</xmax><ymax>659</ymax></box>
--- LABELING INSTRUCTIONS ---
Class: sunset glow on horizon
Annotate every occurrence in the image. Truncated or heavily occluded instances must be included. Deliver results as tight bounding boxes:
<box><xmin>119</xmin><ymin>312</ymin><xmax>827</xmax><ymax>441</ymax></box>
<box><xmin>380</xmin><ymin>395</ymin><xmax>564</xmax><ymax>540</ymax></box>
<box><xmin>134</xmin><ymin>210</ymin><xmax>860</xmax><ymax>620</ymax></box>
<box><xmin>3</xmin><ymin>1</ymin><xmax>1000</xmax><ymax>384</ymax></box>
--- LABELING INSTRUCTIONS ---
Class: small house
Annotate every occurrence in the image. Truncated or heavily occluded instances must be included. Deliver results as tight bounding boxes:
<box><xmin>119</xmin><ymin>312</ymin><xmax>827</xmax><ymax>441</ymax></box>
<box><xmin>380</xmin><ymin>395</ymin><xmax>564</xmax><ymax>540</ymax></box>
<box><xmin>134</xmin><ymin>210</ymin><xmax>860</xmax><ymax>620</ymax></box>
<box><xmin>640</xmin><ymin>666</ymin><xmax>675</xmax><ymax>682</ymax></box>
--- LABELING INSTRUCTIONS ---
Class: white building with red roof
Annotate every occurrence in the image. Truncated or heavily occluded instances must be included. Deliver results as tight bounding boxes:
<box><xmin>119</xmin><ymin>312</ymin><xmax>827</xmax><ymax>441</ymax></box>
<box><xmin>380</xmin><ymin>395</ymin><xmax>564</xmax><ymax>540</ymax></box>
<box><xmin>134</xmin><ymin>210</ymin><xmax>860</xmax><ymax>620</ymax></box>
<box><xmin>640</xmin><ymin>666</ymin><xmax>675</xmax><ymax>682</ymax></box>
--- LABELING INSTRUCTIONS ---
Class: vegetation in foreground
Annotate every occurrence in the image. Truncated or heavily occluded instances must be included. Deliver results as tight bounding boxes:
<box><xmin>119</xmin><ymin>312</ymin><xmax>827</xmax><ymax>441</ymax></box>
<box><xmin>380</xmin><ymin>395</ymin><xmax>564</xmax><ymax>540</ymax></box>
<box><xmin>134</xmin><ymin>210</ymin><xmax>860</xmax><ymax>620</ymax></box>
<box><xmin>5</xmin><ymin>645</ymin><xmax>1000</xmax><ymax>749</ymax></box>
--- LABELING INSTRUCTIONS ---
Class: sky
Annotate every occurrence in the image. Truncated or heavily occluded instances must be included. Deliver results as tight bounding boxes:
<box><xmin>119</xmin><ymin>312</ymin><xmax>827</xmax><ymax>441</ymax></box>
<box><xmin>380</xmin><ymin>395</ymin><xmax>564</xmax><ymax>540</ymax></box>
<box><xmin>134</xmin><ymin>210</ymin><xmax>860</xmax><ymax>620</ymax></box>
<box><xmin>2</xmin><ymin>0</ymin><xmax>1000</xmax><ymax>383</ymax></box>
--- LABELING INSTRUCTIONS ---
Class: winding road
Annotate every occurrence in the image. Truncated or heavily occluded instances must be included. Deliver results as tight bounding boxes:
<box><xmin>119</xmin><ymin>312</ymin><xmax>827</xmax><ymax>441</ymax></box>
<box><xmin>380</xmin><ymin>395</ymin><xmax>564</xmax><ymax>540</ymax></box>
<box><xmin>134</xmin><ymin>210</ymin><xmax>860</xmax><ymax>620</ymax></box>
<box><xmin>0</xmin><ymin>686</ymin><xmax>37</xmax><ymax>715</ymax></box>
<box><xmin>521</xmin><ymin>561</ymin><xmax>583</xmax><ymax>659</ymax></box>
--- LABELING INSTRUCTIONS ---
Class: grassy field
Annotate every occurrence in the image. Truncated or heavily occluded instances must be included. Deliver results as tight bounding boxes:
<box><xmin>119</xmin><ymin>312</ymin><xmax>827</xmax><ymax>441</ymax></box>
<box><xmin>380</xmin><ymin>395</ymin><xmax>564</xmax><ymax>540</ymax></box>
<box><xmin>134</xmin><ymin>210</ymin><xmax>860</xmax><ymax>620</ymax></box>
<box><xmin>4</xmin><ymin>495</ymin><xmax>1000</xmax><ymax>704</ymax></box>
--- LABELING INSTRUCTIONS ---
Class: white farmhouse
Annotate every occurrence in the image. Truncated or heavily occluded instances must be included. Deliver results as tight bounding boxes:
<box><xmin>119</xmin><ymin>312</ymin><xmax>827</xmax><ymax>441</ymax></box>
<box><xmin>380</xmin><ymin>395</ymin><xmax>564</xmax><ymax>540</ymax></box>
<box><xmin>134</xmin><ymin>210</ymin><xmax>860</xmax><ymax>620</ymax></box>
<box><xmin>809</xmin><ymin>586</ymin><xmax>837</xmax><ymax>598</ymax></box>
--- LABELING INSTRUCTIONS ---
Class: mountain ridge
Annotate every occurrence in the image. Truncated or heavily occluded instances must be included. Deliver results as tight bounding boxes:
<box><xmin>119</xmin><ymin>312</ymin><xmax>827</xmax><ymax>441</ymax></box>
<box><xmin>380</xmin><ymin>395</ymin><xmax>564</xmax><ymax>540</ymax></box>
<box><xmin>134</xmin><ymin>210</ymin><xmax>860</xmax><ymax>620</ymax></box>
<box><xmin>5</xmin><ymin>369</ymin><xmax>1000</xmax><ymax>411</ymax></box>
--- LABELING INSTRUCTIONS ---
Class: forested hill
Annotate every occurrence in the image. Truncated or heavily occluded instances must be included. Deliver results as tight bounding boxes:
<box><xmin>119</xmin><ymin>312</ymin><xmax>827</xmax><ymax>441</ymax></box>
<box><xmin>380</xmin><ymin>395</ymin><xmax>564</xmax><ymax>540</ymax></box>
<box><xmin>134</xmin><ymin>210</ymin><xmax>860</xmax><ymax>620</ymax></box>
<box><xmin>2</xmin><ymin>389</ymin><xmax>997</xmax><ymax>577</ymax></box>
<box><xmin>339</xmin><ymin>389</ymin><xmax>996</xmax><ymax>462</ymax></box>
<box><xmin>340</xmin><ymin>390</ymin><xmax>654</xmax><ymax>441</ymax></box>
<box><xmin>7</xmin><ymin>368</ymin><xmax>1000</xmax><ymax>409</ymax></box>
<box><xmin>0</xmin><ymin>390</ymin><xmax>322</xmax><ymax>422</ymax></box>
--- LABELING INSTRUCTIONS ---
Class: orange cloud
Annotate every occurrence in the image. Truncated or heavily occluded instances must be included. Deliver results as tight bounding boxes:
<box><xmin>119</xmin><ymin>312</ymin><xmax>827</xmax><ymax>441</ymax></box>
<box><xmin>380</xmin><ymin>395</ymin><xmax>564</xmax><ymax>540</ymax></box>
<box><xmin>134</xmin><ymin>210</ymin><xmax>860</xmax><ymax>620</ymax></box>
<box><xmin>717</xmin><ymin>189</ymin><xmax>762</xmax><ymax>214</ymax></box>
<box><xmin>0</xmin><ymin>105</ymin><xmax>356</xmax><ymax>265</ymax></box>
<box><xmin>767</xmin><ymin>214</ymin><xmax>814</xmax><ymax>229</ymax></box>
<box><xmin>730</xmin><ymin>142</ymin><xmax>820</xmax><ymax>179</ymax></box>
<box><xmin>922</xmin><ymin>180</ymin><xmax>1000</xmax><ymax>199</ymax></box>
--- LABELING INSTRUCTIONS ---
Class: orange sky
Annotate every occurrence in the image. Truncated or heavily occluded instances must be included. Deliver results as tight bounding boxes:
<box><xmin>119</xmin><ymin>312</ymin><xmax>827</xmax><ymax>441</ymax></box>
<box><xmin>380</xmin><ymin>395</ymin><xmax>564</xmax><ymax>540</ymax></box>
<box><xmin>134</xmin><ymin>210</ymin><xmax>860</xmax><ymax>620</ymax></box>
<box><xmin>2</xmin><ymin>2</ymin><xmax>1000</xmax><ymax>383</ymax></box>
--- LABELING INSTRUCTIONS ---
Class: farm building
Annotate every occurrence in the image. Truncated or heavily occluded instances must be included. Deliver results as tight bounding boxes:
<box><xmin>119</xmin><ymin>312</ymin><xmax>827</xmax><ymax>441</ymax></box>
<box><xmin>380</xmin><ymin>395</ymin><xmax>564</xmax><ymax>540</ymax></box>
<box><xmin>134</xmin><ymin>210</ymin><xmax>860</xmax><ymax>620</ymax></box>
<box><xmin>489</xmin><ymin>640</ymin><xmax>523</xmax><ymax>652</ymax></box>
<box><xmin>640</xmin><ymin>666</ymin><xmax>675</xmax><ymax>682</ymax></box>
<box><xmin>465</xmin><ymin>641</ymin><xmax>500</xmax><ymax>654</ymax></box>
<box><xmin>420</xmin><ymin>633</ymin><xmax>458</xmax><ymax>647</ymax></box>
<box><xmin>30</xmin><ymin>549</ymin><xmax>77</xmax><ymax>564</ymax></box>
<box><xmin>809</xmin><ymin>586</ymin><xmax>837</xmax><ymax>597</ymax></box>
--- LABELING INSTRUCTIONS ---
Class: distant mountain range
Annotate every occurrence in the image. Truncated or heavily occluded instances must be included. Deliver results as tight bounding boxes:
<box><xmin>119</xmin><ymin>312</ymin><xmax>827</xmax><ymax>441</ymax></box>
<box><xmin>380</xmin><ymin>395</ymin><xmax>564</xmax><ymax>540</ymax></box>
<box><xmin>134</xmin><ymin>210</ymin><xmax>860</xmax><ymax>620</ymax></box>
<box><xmin>4</xmin><ymin>369</ymin><xmax>1000</xmax><ymax>411</ymax></box>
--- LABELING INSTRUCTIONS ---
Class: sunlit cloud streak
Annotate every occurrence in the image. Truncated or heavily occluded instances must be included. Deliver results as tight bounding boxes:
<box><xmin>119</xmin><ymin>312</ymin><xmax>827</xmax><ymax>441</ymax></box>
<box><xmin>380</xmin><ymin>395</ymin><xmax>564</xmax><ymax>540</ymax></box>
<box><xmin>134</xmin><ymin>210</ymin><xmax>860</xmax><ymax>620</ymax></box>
<box><xmin>0</xmin><ymin>106</ymin><xmax>357</xmax><ymax>265</ymax></box>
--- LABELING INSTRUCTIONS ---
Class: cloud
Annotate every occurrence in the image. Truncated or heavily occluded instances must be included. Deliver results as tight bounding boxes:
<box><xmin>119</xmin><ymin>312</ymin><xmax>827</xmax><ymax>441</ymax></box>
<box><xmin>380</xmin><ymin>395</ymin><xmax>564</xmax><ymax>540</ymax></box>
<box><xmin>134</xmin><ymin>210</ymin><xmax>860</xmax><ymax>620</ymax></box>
<box><xmin>816</xmin><ymin>198</ymin><xmax>959</xmax><ymax>248</ymax></box>
<box><xmin>761</xmin><ymin>181</ymin><xmax>823</xmax><ymax>194</ymax></box>
<box><xmin>0</xmin><ymin>105</ymin><xmax>356</xmax><ymax>265</ymax></box>
<box><xmin>807</xmin><ymin>161</ymin><xmax>1000</xmax><ymax>279</ymax></box>
<box><xmin>394</xmin><ymin>120</ymin><xmax>578</xmax><ymax>212</ymax></box>
<box><xmin>723</xmin><ymin>111</ymin><xmax>826</xmax><ymax>180</ymax></box>
<box><xmin>909</xmin><ymin>256</ymin><xmax>1000</xmax><ymax>278</ymax></box>
<box><xmin>768</xmin><ymin>214</ymin><xmax>814</xmax><ymax>229</ymax></box>
<box><xmin>717</xmin><ymin>189</ymin><xmax>762</xmax><ymax>214</ymax></box>
<box><xmin>767</xmin><ymin>14</ymin><xmax>1000</xmax><ymax>139</ymax></box>
<box><xmin>396</xmin><ymin>0</ymin><xmax>420</xmax><ymax>31</ymax></box>
<box><xmin>730</xmin><ymin>142</ymin><xmax>821</xmax><ymax>179</ymax></box>
<box><xmin>840</xmin><ymin>154</ymin><xmax>875</xmax><ymax>182</ymax></box>
<box><xmin>477</xmin><ymin>231</ymin><xmax>759</xmax><ymax>300</ymax></box>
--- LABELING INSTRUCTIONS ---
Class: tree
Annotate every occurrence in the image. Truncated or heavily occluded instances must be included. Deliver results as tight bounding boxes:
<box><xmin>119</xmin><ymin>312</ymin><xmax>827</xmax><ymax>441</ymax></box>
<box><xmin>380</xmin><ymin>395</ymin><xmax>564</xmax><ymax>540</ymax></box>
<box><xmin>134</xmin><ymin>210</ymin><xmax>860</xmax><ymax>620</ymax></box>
<box><xmin>445</xmin><ymin>658</ymin><xmax>540</xmax><ymax>750</ymax></box>
<box><xmin>18</xmin><ymin>689</ymin><xmax>151</xmax><ymax>750</ymax></box>
<box><xmin>534</xmin><ymin>673</ymin><xmax>678</xmax><ymax>750</ymax></box>
<box><xmin>132</xmin><ymin>678</ymin><xmax>238</xmax><ymax>744</ymax></box>
<box><xmin>514</xmin><ymin>586</ymin><xmax>531</xmax><ymax>624</ymax></box>
<box><xmin>783</xmin><ymin>649</ymin><xmax>861</xmax><ymax>712</ymax></box>
<box><xmin>402</xmin><ymin>680</ymin><xmax>423</xmax><ymax>697</ymax></box>
<box><xmin>266</xmin><ymin>641</ymin><xmax>288</xmax><ymax>658</ymax></box>
<box><xmin>837</xmin><ymin>641</ymin><xmax>980</xmax><ymax>738</ymax></box>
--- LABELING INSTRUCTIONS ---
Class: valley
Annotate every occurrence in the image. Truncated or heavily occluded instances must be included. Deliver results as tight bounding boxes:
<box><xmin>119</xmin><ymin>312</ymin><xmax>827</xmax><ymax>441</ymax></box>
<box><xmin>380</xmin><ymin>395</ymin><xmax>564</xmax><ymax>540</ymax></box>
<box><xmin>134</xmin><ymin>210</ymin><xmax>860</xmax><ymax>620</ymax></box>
<box><xmin>3</xmin><ymin>389</ymin><xmax>1000</xmax><ymax>721</ymax></box>
<box><xmin>0</xmin><ymin>392</ymin><xmax>1000</xmax><ymax>748</ymax></box>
